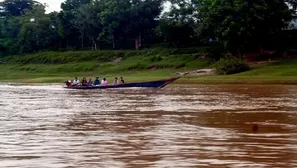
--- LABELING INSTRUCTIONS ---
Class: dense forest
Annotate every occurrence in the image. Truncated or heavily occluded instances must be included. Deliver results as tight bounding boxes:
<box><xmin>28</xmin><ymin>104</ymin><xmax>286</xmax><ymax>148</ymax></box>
<box><xmin>0</xmin><ymin>0</ymin><xmax>297</xmax><ymax>57</ymax></box>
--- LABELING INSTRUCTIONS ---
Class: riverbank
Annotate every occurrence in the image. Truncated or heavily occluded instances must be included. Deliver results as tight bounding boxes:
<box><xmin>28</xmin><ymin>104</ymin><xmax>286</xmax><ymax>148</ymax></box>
<box><xmin>1</xmin><ymin>49</ymin><xmax>297</xmax><ymax>84</ymax></box>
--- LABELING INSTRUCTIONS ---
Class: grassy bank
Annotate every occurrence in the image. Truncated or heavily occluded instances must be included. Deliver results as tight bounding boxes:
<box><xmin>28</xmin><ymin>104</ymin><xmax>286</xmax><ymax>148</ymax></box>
<box><xmin>0</xmin><ymin>48</ymin><xmax>210</xmax><ymax>83</ymax></box>
<box><xmin>181</xmin><ymin>59</ymin><xmax>297</xmax><ymax>84</ymax></box>
<box><xmin>1</xmin><ymin>49</ymin><xmax>297</xmax><ymax>84</ymax></box>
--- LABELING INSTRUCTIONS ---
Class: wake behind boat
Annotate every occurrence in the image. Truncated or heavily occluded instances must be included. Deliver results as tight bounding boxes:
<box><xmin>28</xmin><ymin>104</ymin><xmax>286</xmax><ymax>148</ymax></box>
<box><xmin>64</xmin><ymin>77</ymin><xmax>180</xmax><ymax>89</ymax></box>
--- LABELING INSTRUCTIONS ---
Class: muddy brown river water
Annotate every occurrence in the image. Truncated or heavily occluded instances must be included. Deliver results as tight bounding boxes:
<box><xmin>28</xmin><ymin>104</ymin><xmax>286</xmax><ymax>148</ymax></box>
<box><xmin>1</xmin><ymin>84</ymin><xmax>297</xmax><ymax>168</ymax></box>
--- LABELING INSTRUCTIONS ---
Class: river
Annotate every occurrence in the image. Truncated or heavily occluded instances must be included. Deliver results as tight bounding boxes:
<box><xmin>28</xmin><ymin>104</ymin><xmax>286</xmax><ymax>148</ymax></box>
<box><xmin>1</xmin><ymin>84</ymin><xmax>297</xmax><ymax>168</ymax></box>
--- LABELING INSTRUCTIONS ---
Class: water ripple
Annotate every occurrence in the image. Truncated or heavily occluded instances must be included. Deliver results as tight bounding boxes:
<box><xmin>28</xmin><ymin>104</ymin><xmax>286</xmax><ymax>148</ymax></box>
<box><xmin>0</xmin><ymin>84</ymin><xmax>297</xmax><ymax>167</ymax></box>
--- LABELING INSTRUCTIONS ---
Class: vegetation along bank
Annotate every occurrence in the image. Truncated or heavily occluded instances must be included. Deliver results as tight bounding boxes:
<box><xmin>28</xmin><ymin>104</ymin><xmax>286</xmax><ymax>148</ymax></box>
<box><xmin>1</xmin><ymin>0</ymin><xmax>297</xmax><ymax>84</ymax></box>
<box><xmin>1</xmin><ymin>48</ymin><xmax>297</xmax><ymax>84</ymax></box>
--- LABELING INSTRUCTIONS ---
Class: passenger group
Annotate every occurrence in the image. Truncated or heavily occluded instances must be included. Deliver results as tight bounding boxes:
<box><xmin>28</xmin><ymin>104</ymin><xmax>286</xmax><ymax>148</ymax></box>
<box><xmin>70</xmin><ymin>76</ymin><xmax>124</xmax><ymax>87</ymax></box>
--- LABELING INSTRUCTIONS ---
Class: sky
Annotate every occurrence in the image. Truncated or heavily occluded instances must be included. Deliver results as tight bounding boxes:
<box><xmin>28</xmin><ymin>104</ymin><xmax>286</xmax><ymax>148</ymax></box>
<box><xmin>37</xmin><ymin>0</ymin><xmax>64</xmax><ymax>13</ymax></box>
<box><xmin>0</xmin><ymin>0</ymin><xmax>64</xmax><ymax>13</ymax></box>
<box><xmin>0</xmin><ymin>0</ymin><xmax>170</xmax><ymax>13</ymax></box>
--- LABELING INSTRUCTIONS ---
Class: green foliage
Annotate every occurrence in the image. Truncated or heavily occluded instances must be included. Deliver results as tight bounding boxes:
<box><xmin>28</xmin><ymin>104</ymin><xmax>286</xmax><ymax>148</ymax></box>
<box><xmin>195</xmin><ymin>0</ymin><xmax>293</xmax><ymax>51</ymax></box>
<box><xmin>12</xmin><ymin>62</ymin><xmax>99</xmax><ymax>73</ymax></box>
<box><xmin>150</xmin><ymin>56</ymin><xmax>163</xmax><ymax>62</ymax></box>
<box><xmin>6</xmin><ymin>51</ymin><xmax>125</xmax><ymax>64</ymax></box>
<box><xmin>214</xmin><ymin>56</ymin><xmax>249</xmax><ymax>75</ymax></box>
<box><xmin>99</xmin><ymin>0</ymin><xmax>163</xmax><ymax>49</ymax></box>
<box><xmin>4</xmin><ymin>48</ymin><xmax>211</xmax><ymax>74</ymax></box>
<box><xmin>0</xmin><ymin>0</ymin><xmax>38</xmax><ymax>16</ymax></box>
<box><xmin>0</xmin><ymin>0</ymin><xmax>166</xmax><ymax>55</ymax></box>
<box><xmin>0</xmin><ymin>0</ymin><xmax>296</xmax><ymax>60</ymax></box>
<box><xmin>206</xmin><ymin>44</ymin><xmax>226</xmax><ymax>60</ymax></box>
<box><xmin>18</xmin><ymin>4</ymin><xmax>55</xmax><ymax>53</ymax></box>
<box><xmin>4</xmin><ymin>57</ymin><xmax>297</xmax><ymax>84</ymax></box>
<box><xmin>61</xmin><ymin>0</ymin><xmax>91</xmax><ymax>11</ymax></box>
<box><xmin>157</xmin><ymin>0</ymin><xmax>198</xmax><ymax>46</ymax></box>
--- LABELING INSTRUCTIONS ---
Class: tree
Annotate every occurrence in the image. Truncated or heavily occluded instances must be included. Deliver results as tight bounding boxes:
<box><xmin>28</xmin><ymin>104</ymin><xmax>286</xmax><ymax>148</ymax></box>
<box><xmin>0</xmin><ymin>16</ymin><xmax>22</xmax><ymax>55</ymax></box>
<box><xmin>157</xmin><ymin>0</ymin><xmax>198</xmax><ymax>46</ymax></box>
<box><xmin>158</xmin><ymin>16</ymin><xmax>196</xmax><ymax>47</ymax></box>
<box><xmin>18</xmin><ymin>3</ymin><xmax>54</xmax><ymax>52</ymax></box>
<box><xmin>56</xmin><ymin>11</ymin><xmax>78</xmax><ymax>49</ymax></box>
<box><xmin>128</xmin><ymin>0</ymin><xmax>164</xmax><ymax>49</ymax></box>
<box><xmin>286</xmin><ymin>0</ymin><xmax>297</xmax><ymax>13</ymax></box>
<box><xmin>48</xmin><ymin>12</ymin><xmax>64</xmax><ymax>50</ymax></box>
<box><xmin>73</xmin><ymin>3</ymin><xmax>102</xmax><ymax>50</ymax></box>
<box><xmin>100</xmin><ymin>0</ymin><xmax>164</xmax><ymax>49</ymax></box>
<box><xmin>61</xmin><ymin>0</ymin><xmax>92</xmax><ymax>11</ymax></box>
<box><xmin>195</xmin><ymin>0</ymin><xmax>293</xmax><ymax>53</ymax></box>
<box><xmin>0</xmin><ymin>0</ymin><xmax>38</xmax><ymax>16</ymax></box>
<box><xmin>60</xmin><ymin>0</ymin><xmax>92</xmax><ymax>49</ymax></box>
<box><xmin>99</xmin><ymin>0</ymin><xmax>129</xmax><ymax>49</ymax></box>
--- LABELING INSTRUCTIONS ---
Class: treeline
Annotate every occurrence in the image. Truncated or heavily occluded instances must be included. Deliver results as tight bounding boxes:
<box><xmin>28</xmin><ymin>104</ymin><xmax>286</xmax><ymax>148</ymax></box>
<box><xmin>0</xmin><ymin>0</ymin><xmax>296</xmax><ymax>57</ymax></box>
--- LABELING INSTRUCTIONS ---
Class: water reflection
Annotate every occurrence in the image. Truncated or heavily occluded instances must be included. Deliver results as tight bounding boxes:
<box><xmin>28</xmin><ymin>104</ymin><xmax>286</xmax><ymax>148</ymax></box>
<box><xmin>0</xmin><ymin>84</ymin><xmax>297</xmax><ymax>167</ymax></box>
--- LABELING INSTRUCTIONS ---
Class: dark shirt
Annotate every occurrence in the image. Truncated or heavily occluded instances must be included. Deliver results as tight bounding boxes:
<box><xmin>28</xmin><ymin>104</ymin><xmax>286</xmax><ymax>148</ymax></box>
<box><xmin>94</xmin><ymin>79</ymin><xmax>100</xmax><ymax>85</ymax></box>
<box><xmin>121</xmin><ymin>79</ymin><xmax>125</xmax><ymax>84</ymax></box>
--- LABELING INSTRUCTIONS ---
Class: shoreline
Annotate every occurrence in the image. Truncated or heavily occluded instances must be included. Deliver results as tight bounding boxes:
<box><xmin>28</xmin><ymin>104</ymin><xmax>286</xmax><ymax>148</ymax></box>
<box><xmin>1</xmin><ymin>75</ymin><xmax>297</xmax><ymax>85</ymax></box>
<box><xmin>1</xmin><ymin>49</ymin><xmax>297</xmax><ymax>85</ymax></box>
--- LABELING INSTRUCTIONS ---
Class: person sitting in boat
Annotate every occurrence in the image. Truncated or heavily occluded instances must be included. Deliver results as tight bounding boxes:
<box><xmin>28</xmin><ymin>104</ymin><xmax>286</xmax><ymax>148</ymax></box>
<box><xmin>120</xmin><ymin>76</ymin><xmax>125</xmax><ymax>84</ymax></box>
<box><xmin>101</xmin><ymin>77</ymin><xmax>108</xmax><ymax>86</ymax></box>
<box><xmin>82</xmin><ymin>77</ymin><xmax>88</xmax><ymax>86</ymax></box>
<box><xmin>113</xmin><ymin>77</ymin><xmax>119</xmax><ymax>85</ymax></box>
<box><xmin>93</xmin><ymin>77</ymin><xmax>100</xmax><ymax>86</ymax></box>
<box><xmin>72</xmin><ymin>77</ymin><xmax>79</xmax><ymax>86</ymax></box>
<box><xmin>88</xmin><ymin>78</ymin><xmax>93</xmax><ymax>86</ymax></box>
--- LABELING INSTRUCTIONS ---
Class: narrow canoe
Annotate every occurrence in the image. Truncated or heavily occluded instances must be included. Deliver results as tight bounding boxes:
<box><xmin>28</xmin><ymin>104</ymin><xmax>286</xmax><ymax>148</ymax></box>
<box><xmin>64</xmin><ymin>76</ymin><xmax>180</xmax><ymax>90</ymax></box>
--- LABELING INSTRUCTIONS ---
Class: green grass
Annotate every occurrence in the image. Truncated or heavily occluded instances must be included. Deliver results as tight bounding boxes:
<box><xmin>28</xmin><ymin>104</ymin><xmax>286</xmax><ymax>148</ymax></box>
<box><xmin>1</xmin><ymin>48</ymin><xmax>297</xmax><ymax>84</ymax></box>
<box><xmin>180</xmin><ymin>59</ymin><xmax>297</xmax><ymax>84</ymax></box>
<box><xmin>3</xmin><ymin>48</ymin><xmax>208</xmax><ymax>64</ymax></box>
<box><xmin>0</xmin><ymin>48</ymin><xmax>210</xmax><ymax>83</ymax></box>
<box><xmin>0</xmin><ymin>66</ymin><xmax>181</xmax><ymax>83</ymax></box>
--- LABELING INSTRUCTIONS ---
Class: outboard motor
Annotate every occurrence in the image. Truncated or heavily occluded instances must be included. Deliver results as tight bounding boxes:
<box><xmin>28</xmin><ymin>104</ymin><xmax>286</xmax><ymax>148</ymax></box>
<box><xmin>65</xmin><ymin>80</ymin><xmax>72</xmax><ymax>87</ymax></box>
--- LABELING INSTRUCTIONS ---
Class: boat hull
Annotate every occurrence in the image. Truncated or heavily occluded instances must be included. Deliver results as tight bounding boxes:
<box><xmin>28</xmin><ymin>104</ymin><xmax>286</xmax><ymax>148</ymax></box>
<box><xmin>64</xmin><ymin>77</ymin><xmax>179</xmax><ymax>90</ymax></box>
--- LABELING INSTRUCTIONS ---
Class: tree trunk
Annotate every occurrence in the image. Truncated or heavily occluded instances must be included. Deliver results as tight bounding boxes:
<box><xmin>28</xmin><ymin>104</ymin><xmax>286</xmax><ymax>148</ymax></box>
<box><xmin>135</xmin><ymin>37</ymin><xmax>139</xmax><ymax>50</ymax></box>
<box><xmin>19</xmin><ymin>44</ymin><xmax>22</xmax><ymax>54</ymax></box>
<box><xmin>81</xmin><ymin>33</ymin><xmax>84</xmax><ymax>49</ymax></box>
<box><xmin>36</xmin><ymin>33</ymin><xmax>39</xmax><ymax>48</ymax></box>
<box><xmin>135</xmin><ymin>32</ymin><xmax>141</xmax><ymax>50</ymax></box>
<box><xmin>92</xmin><ymin>37</ymin><xmax>97</xmax><ymax>50</ymax></box>
<box><xmin>139</xmin><ymin>32</ymin><xmax>142</xmax><ymax>48</ymax></box>
<box><xmin>94</xmin><ymin>42</ymin><xmax>97</xmax><ymax>50</ymax></box>
<box><xmin>90</xmin><ymin>40</ymin><xmax>92</xmax><ymax>50</ymax></box>
<box><xmin>112</xmin><ymin>34</ymin><xmax>116</xmax><ymax>49</ymax></box>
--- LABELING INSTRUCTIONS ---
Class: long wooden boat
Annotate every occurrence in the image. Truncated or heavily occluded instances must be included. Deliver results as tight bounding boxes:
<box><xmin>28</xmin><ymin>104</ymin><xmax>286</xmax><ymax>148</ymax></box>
<box><xmin>64</xmin><ymin>77</ymin><xmax>180</xmax><ymax>90</ymax></box>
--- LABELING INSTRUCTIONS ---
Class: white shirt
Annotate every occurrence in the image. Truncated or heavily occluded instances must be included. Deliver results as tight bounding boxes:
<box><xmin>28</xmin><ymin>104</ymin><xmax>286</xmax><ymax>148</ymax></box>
<box><xmin>113</xmin><ymin>79</ymin><xmax>118</xmax><ymax>85</ymax></box>
<box><xmin>73</xmin><ymin>79</ymin><xmax>79</xmax><ymax>85</ymax></box>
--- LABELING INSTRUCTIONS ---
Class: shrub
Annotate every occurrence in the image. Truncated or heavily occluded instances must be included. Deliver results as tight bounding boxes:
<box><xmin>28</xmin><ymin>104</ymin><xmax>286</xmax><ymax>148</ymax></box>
<box><xmin>214</xmin><ymin>56</ymin><xmax>249</xmax><ymax>75</ymax></box>
<box><xmin>126</xmin><ymin>62</ymin><xmax>148</xmax><ymax>70</ymax></box>
<box><xmin>150</xmin><ymin>56</ymin><xmax>163</xmax><ymax>62</ymax></box>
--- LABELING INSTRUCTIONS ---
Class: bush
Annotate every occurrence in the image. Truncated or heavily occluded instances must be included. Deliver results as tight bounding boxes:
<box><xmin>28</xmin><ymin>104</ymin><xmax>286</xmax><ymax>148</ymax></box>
<box><xmin>150</xmin><ymin>55</ymin><xmax>163</xmax><ymax>62</ymax></box>
<box><xmin>214</xmin><ymin>56</ymin><xmax>249</xmax><ymax>75</ymax></box>
<box><xmin>206</xmin><ymin>44</ymin><xmax>225</xmax><ymax>60</ymax></box>
<box><xmin>126</xmin><ymin>62</ymin><xmax>148</xmax><ymax>70</ymax></box>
